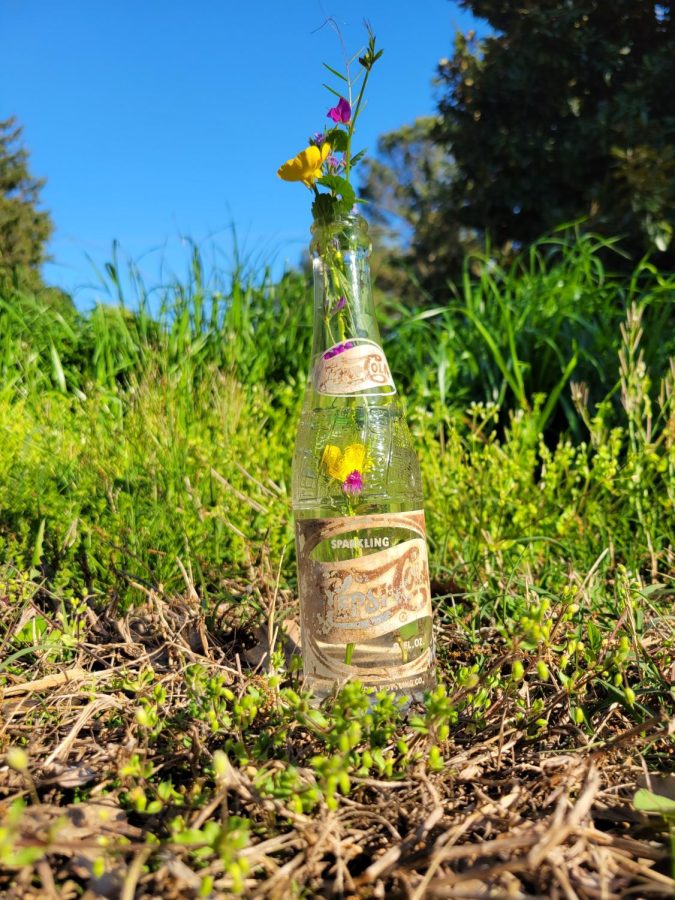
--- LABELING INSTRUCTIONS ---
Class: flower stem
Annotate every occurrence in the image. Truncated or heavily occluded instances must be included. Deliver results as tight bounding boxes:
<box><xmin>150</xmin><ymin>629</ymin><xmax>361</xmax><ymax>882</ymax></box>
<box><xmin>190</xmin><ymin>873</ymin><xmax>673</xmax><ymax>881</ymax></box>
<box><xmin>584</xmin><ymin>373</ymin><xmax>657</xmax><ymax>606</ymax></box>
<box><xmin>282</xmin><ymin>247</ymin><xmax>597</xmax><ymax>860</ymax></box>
<box><xmin>324</xmin><ymin>314</ymin><xmax>336</xmax><ymax>345</ymax></box>
<box><xmin>344</xmin><ymin>67</ymin><xmax>371</xmax><ymax>183</ymax></box>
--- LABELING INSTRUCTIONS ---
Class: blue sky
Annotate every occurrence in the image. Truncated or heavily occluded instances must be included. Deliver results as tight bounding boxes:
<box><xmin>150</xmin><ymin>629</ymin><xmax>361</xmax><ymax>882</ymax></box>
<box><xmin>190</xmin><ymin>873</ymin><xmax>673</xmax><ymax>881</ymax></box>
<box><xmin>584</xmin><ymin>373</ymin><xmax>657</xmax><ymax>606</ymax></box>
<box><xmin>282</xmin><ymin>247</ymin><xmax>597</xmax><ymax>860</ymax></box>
<box><xmin>3</xmin><ymin>1</ymin><xmax>481</xmax><ymax>307</ymax></box>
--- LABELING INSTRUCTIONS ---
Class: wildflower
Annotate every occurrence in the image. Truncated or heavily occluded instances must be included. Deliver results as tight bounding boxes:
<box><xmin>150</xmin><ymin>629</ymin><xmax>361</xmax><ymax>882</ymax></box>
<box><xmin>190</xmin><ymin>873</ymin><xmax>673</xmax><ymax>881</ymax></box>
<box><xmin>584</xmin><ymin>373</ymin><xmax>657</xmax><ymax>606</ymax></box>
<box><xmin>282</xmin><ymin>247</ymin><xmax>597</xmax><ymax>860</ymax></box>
<box><xmin>342</xmin><ymin>470</ymin><xmax>363</xmax><ymax>496</ymax></box>
<box><xmin>327</xmin><ymin>97</ymin><xmax>351</xmax><ymax>124</ymax></box>
<box><xmin>278</xmin><ymin>29</ymin><xmax>382</xmax><ymax>215</ymax></box>
<box><xmin>330</xmin><ymin>296</ymin><xmax>347</xmax><ymax>315</ymax></box>
<box><xmin>321</xmin><ymin>443</ymin><xmax>366</xmax><ymax>483</ymax></box>
<box><xmin>277</xmin><ymin>143</ymin><xmax>332</xmax><ymax>188</ymax></box>
<box><xmin>323</xmin><ymin>340</ymin><xmax>354</xmax><ymax>359</ymax></box>
<box><xmin>325</xmin><ymin>153</ymin><xmax>345</xmax><ymax>171</ymax></box>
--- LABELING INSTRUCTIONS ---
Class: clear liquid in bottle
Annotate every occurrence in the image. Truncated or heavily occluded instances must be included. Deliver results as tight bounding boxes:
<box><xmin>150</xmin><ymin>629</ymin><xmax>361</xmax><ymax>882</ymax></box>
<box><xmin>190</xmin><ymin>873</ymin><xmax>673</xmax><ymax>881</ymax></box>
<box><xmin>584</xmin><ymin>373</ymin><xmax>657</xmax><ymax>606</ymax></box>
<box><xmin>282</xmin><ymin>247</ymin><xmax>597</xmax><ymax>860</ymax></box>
<box><xmin>292</xmin><ymin>215</ymin><xmax>436</xmax><ymax>702</ymax></box>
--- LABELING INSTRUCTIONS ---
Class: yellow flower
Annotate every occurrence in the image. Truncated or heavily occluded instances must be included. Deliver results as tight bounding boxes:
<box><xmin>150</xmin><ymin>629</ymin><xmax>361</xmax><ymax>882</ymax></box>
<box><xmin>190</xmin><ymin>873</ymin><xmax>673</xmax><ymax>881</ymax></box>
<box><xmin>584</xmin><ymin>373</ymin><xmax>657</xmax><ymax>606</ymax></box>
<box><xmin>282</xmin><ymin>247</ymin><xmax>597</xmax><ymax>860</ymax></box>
<box><xmin>321</xmin><ymin>443</ymin><xmax>367</xmax><ymax>482</ymax></box>
<box><xmin>277</xmin><ymin>143</ymin><xmax>331</xmax><ymax>188</ymax></box>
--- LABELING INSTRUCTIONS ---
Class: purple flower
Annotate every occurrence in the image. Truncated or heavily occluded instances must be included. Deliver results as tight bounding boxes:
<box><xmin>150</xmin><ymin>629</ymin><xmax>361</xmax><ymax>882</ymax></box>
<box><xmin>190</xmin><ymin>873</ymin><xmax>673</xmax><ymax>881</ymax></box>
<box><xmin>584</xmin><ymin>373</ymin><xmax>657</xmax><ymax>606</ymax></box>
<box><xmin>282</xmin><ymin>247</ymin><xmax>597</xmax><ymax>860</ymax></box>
<box><xmin>331</xmin><ymin>296</ymin><xmax>347</xmax><ymax>314</ymax></box>
<box><xmin>342</xmin><ymin>470</ymin><xmax>363</xmax><ymax>496</ymax></box>
<box><xmin>325</xmin><ymin>154</ymin><xmax>345</xmax><ymax>172</ymax></box>
<box><xmin>323</xmin><ymin>341</ymin><xmax>354</xmax><ymax>359</ymax></box>
<box><xmin>310</xmin><ymin>131</ymin><xmax>325</xmax><ymax>146</ymax></box>
<box><xmin>327</xmin><ymin>97</ymin><xmax>351</xmax><ymax>124</ymax></box>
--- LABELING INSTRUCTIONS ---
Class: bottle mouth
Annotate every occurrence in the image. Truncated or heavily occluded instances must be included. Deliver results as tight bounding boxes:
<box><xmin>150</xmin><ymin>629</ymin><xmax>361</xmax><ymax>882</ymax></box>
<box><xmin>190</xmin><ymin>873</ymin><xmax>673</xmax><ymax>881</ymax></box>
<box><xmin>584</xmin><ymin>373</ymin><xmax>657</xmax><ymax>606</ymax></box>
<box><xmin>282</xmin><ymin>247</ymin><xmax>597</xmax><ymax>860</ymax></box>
<box><xmin>310</xmin><ymin>213</ymin><xmax>370</xmax><ymax>254</ymax></box>
<box><xmin>310</xmin><ymin>211</ymin><xmax>366</xmax><ymax>230</ymax></box>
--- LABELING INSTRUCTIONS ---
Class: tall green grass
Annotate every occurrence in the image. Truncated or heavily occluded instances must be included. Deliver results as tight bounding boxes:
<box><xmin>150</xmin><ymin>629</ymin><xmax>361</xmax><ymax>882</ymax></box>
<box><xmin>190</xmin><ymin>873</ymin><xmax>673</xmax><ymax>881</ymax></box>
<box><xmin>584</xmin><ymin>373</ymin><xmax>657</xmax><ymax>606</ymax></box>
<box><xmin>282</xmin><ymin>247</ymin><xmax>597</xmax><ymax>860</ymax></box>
<box><xmin>0</xmin><ymin>231</ymin><xmax>672</xmax><ymax>608</ymax></box>
<box><xmin>0</xmin><ymin>251</ymin><xmax>312</xmax><ymax>396</ymax></box>
<box><xmin>385</xmin><ymin>230</ymin><xmax>675</xmax><ymax>437</ymax></box>
<box><xmin>1</xmin><ymin>234</ymin><xmax>673</xmax><ymax>900</ymax></box>
<box><xmin>3</xmin><ymin>230</ymin><xmax>674</xmax><ymax>430</ymax></box>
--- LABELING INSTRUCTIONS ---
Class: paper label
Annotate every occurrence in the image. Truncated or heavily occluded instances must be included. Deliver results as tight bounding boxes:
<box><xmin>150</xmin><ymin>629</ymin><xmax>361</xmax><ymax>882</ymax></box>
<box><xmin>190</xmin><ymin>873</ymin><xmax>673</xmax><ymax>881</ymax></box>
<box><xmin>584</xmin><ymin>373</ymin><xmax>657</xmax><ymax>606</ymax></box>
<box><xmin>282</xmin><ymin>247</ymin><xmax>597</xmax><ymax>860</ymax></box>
<box><xmin>312</xmin><ymin>339</ymin><xmax>396</xmax><ymax>396</ymax></box>
<box><xmin>296</xmin><ymin>510</ymin><xmax>434</xmax><ymax>688</ymax></box>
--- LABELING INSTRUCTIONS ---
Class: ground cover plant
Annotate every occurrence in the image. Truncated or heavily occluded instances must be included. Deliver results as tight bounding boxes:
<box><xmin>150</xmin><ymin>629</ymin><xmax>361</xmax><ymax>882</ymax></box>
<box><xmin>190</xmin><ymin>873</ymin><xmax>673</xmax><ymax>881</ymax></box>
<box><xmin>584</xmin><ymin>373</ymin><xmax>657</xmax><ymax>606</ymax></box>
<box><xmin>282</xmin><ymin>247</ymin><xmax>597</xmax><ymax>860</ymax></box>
<box><xmin>0</xmin><ymin>235</ymin><xmax>674</xmax><ymax>897</ymax></box>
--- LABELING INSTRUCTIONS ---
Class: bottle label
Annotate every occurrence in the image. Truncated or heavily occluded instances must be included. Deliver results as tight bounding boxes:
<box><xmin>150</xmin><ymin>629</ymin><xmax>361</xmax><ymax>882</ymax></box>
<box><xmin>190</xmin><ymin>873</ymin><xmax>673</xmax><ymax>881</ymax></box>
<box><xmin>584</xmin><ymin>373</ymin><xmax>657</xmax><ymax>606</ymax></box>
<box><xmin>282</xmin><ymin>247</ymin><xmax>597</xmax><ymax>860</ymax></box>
<box><xmin>296</xmin><ymin>510</ymin><xmax>434</xmax><ymax>690</ymax></box>
<box><xmin>312</xmin><ymin>339</ymin><xmax>396</xmax><ymax>396</ymax></box>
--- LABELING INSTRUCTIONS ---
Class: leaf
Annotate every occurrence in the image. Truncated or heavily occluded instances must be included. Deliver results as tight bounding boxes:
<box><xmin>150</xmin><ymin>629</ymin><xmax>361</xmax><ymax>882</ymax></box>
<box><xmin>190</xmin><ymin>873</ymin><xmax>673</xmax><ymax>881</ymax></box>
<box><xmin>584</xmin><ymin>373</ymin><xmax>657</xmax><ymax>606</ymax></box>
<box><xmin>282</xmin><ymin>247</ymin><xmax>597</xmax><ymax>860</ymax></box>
<box><xmin>0</xmin><ymin>645</ymin><xmax>42</xmax><ymax>674</ymax></box>
<box><xmin>398</xmin><ymin>621</ymin><xmax>419</xmax><ymax>640</ymax></box>
<box><xmin>535</xmin><ymin>351</ymin><xmax>578</xmax><ymax>433</ymax></box>
<box><xmin>322</xmin><ymin>62</ymin><xmax>347</xmax><ymax>83</ymax></box>
<box><xmin>462</xmin><ymin>305</ymin><xmax>524</xmax><ymax>404</ymax></box>
<box><xmin>653</xmin><ymin>219</ymin><xmax>672</xmax><ymax>252</ymax></box>
<box><xmin>350</xmin><ymin>149</ymin><xmax>367</xmax><ymax>167</ymax></box>
<box><xmin>586</xmin><ymin>617</ymin><xmax>602</xmax><ymax>654</ymax></box>
<box><xmin>32</xmin><ymin>518</ymin><xmax>46</xmax><ymax>569</ymax></box>
<box><xmin>325</xmin><ymin>129</ymin><xmax>349</xmax><ymax>152</ymax></box>
<box><xmin>50</xmin><ymin>341</ymin><xmax>66</xmax><ymax>392</ymax></box>
<box><xmin>633</xmin><ymin>788</ymin><xmax>675</xmax><ymax>817</ymax></box>
<box><xmin>322</xmin><ymin>82</ymin><xmax>343</xmax><ymax>100</ymax></box>
<box><xmin>317</xmin><ymin>175</ymin><xmax>355</xmax><ymax>209</ymax></box>
<box><xmin>311</xmin><ymin>192</ymin><xmax>337</xmax><ymax>225</ymax></box>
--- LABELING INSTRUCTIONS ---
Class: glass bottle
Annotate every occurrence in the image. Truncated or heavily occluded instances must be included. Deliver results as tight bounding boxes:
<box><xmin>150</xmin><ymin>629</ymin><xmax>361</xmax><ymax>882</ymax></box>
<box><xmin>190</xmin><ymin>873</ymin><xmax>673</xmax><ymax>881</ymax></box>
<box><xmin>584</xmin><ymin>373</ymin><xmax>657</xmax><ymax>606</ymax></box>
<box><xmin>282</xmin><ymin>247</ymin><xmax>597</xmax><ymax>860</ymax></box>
<box><xmin>292</xmin><ymin>213</ymin><xmax>436</xmax><ymax>701</ymax></box>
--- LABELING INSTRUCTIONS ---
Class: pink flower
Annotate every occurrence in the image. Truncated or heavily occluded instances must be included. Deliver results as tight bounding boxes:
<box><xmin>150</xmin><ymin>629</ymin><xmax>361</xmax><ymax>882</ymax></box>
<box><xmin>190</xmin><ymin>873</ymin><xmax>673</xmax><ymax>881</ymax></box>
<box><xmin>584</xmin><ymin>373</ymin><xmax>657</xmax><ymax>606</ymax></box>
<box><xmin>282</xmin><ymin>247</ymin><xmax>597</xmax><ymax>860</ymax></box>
<box><xmin>342</xmin><ymin>470</ymin><xmax>363</xmax><ymax>496</ymax></box>
<box><xmin>325</xmin><ymin>153</ymin><xmax>345</xmax><ymax>171</ymax></box>
<box><xmin>323</xmin><ymin>340</ymin><xmax>354</xmax><ymax>360</ymax></box>
<box><xmin>327</xmin><ymin>97</ymin><xmax>351</xmax><ymax>124</ymax></box>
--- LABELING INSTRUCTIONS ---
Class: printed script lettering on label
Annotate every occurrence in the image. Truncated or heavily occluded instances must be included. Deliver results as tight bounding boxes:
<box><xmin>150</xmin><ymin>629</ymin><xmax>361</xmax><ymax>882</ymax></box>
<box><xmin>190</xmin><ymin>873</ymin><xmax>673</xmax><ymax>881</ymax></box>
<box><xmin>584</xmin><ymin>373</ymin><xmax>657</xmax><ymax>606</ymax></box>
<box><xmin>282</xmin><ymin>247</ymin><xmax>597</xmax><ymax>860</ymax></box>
<box><xmin>313</xmin><ymin>341</ymin><xmax>396</xmax><ymax>395</ymax></box>
<box><xmin>317</xmin><ymin>539</ymin><xmax>430</xmax><ymax>642</ymax></box>
<box><xmin>296</xmin><ymin>511</ymin><xmax>435</xmax><ymax>687</ymax></box>
<box><xmin>296</xmin><ymin>511</ymin><xmax>432</xmax><ymax>646</ymax></box>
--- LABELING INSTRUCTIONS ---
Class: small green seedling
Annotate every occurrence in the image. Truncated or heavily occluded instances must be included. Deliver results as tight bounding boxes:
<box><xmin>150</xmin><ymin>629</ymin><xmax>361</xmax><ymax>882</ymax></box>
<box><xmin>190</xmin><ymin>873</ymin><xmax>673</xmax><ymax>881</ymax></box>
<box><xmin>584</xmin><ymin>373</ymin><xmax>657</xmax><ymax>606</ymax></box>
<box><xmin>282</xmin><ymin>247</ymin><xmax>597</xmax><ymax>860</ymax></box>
<box><xmin>633</xmin><ymin>788</ymin><xmax>675</xmax><ymax>880</ymax></box>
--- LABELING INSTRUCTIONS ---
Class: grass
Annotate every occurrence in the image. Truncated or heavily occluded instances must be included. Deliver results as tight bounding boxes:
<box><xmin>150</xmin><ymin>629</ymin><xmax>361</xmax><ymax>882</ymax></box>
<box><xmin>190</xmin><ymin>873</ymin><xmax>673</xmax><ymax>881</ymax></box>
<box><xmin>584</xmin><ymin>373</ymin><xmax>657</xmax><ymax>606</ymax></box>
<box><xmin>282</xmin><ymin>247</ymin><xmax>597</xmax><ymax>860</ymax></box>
<box><xmin>0</xmin><ymin>232</ymin><xmax>674</xmax><ymax>897</ymax></box>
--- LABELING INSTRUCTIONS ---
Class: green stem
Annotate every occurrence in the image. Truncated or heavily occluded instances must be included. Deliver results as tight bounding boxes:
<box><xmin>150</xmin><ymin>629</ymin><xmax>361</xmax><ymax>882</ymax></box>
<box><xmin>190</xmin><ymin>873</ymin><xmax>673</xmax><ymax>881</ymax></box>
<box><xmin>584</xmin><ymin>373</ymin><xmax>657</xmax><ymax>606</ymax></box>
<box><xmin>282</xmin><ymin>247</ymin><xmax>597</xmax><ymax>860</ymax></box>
<box><xmin>324</xmin><ymin>314</ymin><xmax>336</xmax><ymax>345</ymax></box>
<box><xmin>344</xmin><ymin>68</ymin><xmax>371</xmax><ymax>183</ymax></box>
<box><xmin>324</xmin><ymin>257</ymin><xmax>357</xmax><ymax>342</ymax></box>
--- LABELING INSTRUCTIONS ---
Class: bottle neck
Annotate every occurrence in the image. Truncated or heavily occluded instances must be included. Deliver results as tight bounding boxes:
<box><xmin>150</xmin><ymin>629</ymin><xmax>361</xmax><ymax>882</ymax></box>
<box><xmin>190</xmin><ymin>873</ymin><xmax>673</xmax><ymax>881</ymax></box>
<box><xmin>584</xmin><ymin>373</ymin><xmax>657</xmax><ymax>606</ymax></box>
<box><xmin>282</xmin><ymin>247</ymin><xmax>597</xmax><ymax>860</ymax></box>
<box><xmin>310</xmin><ymin>215</ymin><xmax>383</xmax><ymax>362</ymax></box>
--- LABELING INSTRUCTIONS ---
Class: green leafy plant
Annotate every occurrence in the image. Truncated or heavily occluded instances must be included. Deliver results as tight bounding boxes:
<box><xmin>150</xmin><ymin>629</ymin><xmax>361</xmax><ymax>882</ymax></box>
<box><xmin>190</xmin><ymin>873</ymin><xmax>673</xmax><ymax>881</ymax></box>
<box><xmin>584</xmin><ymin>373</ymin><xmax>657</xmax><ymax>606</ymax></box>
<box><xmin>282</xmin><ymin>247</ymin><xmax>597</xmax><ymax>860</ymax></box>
<box><xmin>277</xmin><ymin>26</ymin><xmax>382</xmax><ymax>225</ymax></box>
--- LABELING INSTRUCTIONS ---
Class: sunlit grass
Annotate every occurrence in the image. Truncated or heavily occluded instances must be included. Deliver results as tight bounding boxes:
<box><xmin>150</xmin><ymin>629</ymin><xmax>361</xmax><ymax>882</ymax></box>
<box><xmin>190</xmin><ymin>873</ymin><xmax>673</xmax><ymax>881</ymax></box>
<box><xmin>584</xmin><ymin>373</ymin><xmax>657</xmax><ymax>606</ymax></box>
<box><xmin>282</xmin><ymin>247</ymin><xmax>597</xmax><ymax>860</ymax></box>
<box><xmin>0</xmin><ymin>232</ymin><xmax>673</xmax><ymax>895</ymax></box>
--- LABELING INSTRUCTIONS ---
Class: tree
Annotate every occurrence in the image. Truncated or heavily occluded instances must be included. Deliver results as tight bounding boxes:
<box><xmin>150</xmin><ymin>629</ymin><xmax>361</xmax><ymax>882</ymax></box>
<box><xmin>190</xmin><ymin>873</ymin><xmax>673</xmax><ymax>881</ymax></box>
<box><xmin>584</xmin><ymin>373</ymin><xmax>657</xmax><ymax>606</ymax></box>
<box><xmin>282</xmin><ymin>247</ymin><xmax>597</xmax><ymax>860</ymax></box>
<box><xmin>363</xmin><ymin>2</ymin><xmax>675</xmax><ymax>298</ymax></box>
<box><xmin>437</xmin><ymin>1</ymin><xmax>675</xmax><ymax>262</ymax></box>
<box><xmin>360</xmin><ymin>117</ymin><xmax>476</xmax><ymax>300</ymax></box>
<box><xmin>0</xmin><ymin>117</ymin><xmax>53</xmax><ymax>286</ymax></box>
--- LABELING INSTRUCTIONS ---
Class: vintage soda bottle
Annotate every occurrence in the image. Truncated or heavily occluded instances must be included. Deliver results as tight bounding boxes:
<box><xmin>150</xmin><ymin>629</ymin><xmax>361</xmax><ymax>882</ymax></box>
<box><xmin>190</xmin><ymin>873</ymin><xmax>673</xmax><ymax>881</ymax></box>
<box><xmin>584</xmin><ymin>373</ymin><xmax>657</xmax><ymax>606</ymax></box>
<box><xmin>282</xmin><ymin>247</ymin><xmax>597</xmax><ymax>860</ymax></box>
<box><xmin>292</xmin><ymin>213</ymin><xmax>436</xmax><ymax>701</ymax></box>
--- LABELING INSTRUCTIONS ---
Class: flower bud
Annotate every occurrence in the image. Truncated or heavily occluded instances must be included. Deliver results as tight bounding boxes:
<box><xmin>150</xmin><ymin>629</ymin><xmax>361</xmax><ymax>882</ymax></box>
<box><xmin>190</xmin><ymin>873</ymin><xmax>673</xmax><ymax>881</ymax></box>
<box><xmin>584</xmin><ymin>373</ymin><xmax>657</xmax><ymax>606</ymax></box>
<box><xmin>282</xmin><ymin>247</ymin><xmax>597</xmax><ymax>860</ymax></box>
<box><xmin>6</xmin><ymin>747</ymin><xmax>28</xmax><ymax>772</ymax></box>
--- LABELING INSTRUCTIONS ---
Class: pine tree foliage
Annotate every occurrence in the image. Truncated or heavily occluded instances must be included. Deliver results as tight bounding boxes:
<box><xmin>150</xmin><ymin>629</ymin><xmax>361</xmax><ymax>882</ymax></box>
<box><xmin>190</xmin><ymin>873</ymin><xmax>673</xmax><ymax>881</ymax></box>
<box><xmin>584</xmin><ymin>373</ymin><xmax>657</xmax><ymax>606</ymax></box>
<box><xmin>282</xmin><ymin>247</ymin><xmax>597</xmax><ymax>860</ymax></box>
<box><xmin>364</xmin><ymin>2</ymin><xmax>675</xmax><ymax>297</ymax></box>
<box><xmin>439</xmin><ymin>0</ymin><xmax>675</xmax><ymax>260</ymax></box>
<box><xmin>0</xmin><ymin>117</ymin><xmax>53</xmax><ymax>283</ymax></box>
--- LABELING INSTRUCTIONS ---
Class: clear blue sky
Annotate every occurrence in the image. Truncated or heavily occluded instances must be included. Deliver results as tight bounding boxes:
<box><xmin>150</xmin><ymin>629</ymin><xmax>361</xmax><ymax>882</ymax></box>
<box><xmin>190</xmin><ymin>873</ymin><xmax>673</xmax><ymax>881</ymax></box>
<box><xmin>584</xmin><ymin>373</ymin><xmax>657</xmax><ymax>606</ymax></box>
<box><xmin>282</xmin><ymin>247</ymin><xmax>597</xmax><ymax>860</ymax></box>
<box><xmin>3</xmin><ymin>1</ymin><xmax>481</xmax><ymax>307</ymax></box>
